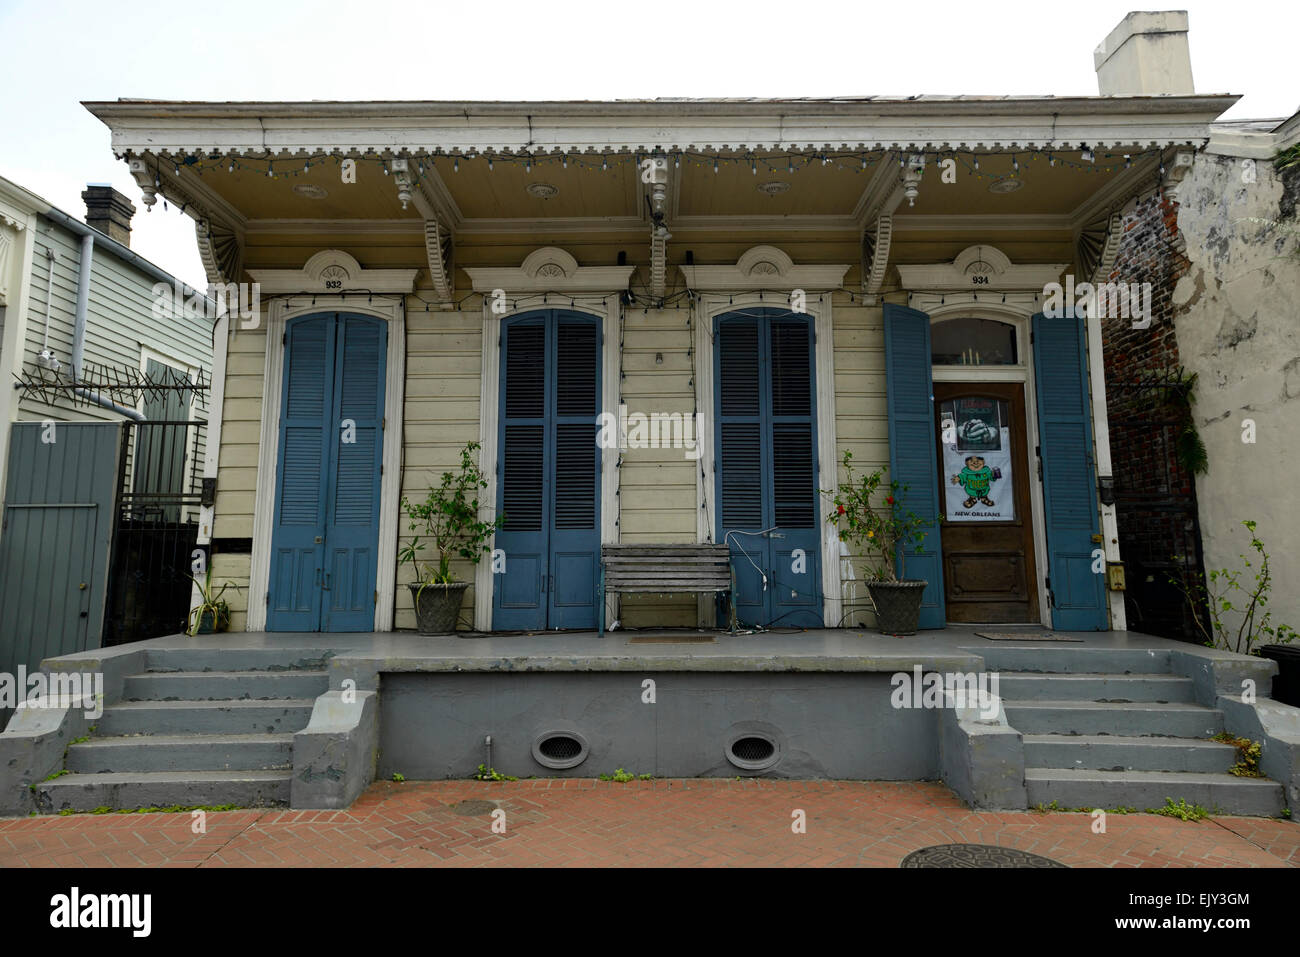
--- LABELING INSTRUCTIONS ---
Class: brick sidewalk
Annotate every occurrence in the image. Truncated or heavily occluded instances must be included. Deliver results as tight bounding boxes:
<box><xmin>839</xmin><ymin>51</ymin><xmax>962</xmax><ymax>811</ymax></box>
<box><xmin>1</xmin><ymin>780</ymin><xmax>1296</xmax><ymax>868</ymax></box>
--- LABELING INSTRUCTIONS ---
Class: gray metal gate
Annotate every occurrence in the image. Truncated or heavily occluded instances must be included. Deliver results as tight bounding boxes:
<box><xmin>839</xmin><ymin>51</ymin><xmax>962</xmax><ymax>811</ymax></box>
<box><xmin>0</xmin><ymin>422</ymin><xmax>121</xmax><ymax>722</ymax></box>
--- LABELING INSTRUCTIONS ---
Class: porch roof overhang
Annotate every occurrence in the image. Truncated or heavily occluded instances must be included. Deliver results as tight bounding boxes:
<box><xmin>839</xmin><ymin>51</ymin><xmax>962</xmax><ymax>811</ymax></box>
<box><xmin>83</xmin><ymin>94</ymin><xmax>1238</xmax><ymax>301</ymax></box>
<box><xmin>85</xmin><ymin>94</ymin><xmax>1237</xmax><ymax>155</ymax></box>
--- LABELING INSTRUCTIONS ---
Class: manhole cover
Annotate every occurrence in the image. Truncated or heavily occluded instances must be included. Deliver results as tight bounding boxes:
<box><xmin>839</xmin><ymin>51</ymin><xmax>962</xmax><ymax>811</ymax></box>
<box><xmin>900</xmin><ymin>844</ymin><xmax>1067</xmax><ymax>868</ymax></box>
<box><xmin>448</xmin><ymin>800</ymin><xmax>498</xmax><ymax>816</ymax></box>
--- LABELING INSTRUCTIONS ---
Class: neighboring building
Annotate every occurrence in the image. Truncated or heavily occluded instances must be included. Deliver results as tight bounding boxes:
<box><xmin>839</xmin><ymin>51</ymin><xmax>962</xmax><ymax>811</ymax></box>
<box><xmin>0</xmin><ymin>175</ymin><xmax>215</xmax><ymax>692</ymax></box>
<box><xmin>84</xmin><ymin>12</ymin><xmax>1237</xmax><ymax>637</ymax></box>
<box><xmin>1170</xmin><ymin>111</ymin><xmax>1300</xmax><ymax>633</ymax></box>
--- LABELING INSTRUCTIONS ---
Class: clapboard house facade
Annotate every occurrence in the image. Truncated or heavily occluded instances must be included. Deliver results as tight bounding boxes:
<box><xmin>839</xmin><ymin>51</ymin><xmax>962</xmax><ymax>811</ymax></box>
<box><xmin>83</xmin><ymin>20</ymin><xmax>1236</xmax><ymax>637</ymax></box>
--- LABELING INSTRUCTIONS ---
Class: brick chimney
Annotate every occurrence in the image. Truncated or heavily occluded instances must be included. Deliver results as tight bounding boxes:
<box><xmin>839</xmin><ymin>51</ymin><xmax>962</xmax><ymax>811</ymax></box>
<box><xmin>1094</xmin><ymin>11</ymin><xmax>1195</xmax><ymax>96</ymax></box>
<box><xmin>82</xmin><ymin>184</ymin><xmax>136</xmax><ymax>246</ymax></box>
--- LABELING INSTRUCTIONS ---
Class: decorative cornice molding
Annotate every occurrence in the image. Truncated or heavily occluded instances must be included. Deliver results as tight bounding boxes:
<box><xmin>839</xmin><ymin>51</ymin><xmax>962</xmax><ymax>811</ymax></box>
<box><xmin>248</xmin><ymin>249</ymin><xmax>418</xmax><ymax>294</ymax></box>
<box><xmin>897</xmin><ymin>244</ymin><xmax>1067</xmax><ymax>292</ymax></box>
<box><xmin>680</xmin><ymin>245</ymin><xmax>849</xmax><ymax>291</ymax></box>
<box><xmin>464</xmin><ymin>246</ymin><xmax>635</xmax><ymax>293</ymax></box>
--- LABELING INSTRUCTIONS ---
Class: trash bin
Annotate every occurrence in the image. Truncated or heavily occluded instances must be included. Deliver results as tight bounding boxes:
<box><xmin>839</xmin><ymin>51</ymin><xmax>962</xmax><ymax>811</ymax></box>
<box><xmin>1259</xmin><ymin>645</ymin><xmax>1300</xmax><ymax>707</ymax></box>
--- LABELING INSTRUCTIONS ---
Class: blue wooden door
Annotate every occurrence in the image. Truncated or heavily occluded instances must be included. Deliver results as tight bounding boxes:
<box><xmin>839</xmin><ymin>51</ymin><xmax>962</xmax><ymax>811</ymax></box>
<box><xmin>268</xmin><ymin>313</ymin><xmax>386</xmax><ymax>632</ymax></box>
<box><xmin>493</xmin><ymin>311</ymin><xmax>601</xmax><ymax>630</ymax></box>
<box><xmin>883</xmin><ymin>303</ymin><xmax>946</xmax><ymax>628</ymax></box>
<box><xmin>1032</xmin><ymin>313</ymin><xmax>1107</xmax><ymax>630</ymax></box>
<box><xmin>714</xmin><ymin>309</ymin><xmax>821</xmax><ymax>628</ymax></box>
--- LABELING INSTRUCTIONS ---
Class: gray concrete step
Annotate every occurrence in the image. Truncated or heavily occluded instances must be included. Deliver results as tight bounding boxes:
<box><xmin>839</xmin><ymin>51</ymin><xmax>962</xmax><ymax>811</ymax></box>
<box><xmin>34</xmin><ymin>770</ymin><xmax>291</xmax><ymax>813</ymax></box>
<box><xmin>67</xmin><ymin>733</ymin><xmax>293</xmax><ymax>773</ymax></box>
<box><xmin>977</xmin><ymin>647</ymin><xmax>1171</xmax><ymax>674</ymax></box>
<box><xmin>96</xmin><ymin>699</ymin><xmax>315</xmax><ymax>736</ymax></box>
<box><xmin>1023</xmin><ymin>734</ymin><xmax>1238</xmax><ymax>773</ymax></box>
<box><xmin>996</xmin><ymin>672</ymin><xmax>1194</xmax><ymax>703</ymax></box>
<box><xmin>145</xmin><ymin>647</ymin><xmax>335</xmax><ymax>673</ymax></box>
<box><xmin>1024</xmin><ymin>768</ymin><xmax>1284</xmax><ymax>818</ymax></box>
<box><xmin>124</xmin><ymin>670</ymin><xmax>329</xmax><ymax>701</ymax></box>
<box><xmin>1003</xmin><ymin>700</ymin><xmax>1222</xmax><ymax>737</ymax></box>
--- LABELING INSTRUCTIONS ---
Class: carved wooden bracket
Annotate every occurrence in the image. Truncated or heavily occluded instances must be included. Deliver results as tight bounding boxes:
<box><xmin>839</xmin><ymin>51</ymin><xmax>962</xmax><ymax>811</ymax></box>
<box><xmin>1079</xmin><ymin>211</ymin><xmax>1124</xmax><ymax>285</ymax></box>
<box><xmin>392</xmin><ymin>158</ymin><xmax>455</xmax><ymax>307</ymax></box>
<box><xmin>861</xmin><ymin>214</ymin><xmax>894</xmax><ymax>302</ymax></box>
<box><xmin>195</xmin><ymin>218</ymin><xmax>243</xmax><ymax>287</ymax></box>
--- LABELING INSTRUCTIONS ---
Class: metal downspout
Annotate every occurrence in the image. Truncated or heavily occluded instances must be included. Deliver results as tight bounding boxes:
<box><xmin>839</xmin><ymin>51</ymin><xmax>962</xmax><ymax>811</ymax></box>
<box><xmin>69</xmin><ymin>230</ymin><xmax>146</xmax><ymax>421</ymax></box>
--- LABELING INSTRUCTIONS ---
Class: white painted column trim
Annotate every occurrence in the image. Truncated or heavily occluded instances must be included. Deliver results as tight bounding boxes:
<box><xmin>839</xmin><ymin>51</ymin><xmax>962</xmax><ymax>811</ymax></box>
<box><xmin>474</xmin><ymin>298</ymin><xmax>500</xmax><ymax>632</ymax></box>
<box><xmin>247</xmin><ymin>294</ymin><xmax>406</xmax><ymax>632</ymax></box>
<box><xmin>1086</xmin><ymin>306</ymin><xmax>1126</xmax><ymax>631</ymax></box>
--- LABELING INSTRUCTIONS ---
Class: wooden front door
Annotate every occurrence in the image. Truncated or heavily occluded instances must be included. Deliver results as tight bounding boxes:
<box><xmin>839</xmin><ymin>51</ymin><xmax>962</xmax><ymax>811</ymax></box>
<box><xmin>934</xmin><ymin>382</ymin><xmax>1038</xmax><ymax>623</ymax></box>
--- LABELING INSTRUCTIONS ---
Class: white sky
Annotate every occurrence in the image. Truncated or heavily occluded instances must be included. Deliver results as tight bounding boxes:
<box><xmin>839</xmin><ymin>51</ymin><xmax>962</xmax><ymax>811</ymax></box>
<box><xmin>1</xmin><ymin>0</ymin><xmax>1296</xmax><ymax>289</ymax></box>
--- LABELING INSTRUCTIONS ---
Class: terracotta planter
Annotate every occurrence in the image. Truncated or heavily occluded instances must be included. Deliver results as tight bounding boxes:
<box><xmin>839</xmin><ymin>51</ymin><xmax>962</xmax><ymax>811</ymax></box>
<box><xmin>866</xmin><ymin>580</ymin><xmax>928</xmax><ymax>635</ymax></box>
<box><xmin>409</xmin><ymin>582</ymin><xmax>471</xmax><ymax>635</ymax></box>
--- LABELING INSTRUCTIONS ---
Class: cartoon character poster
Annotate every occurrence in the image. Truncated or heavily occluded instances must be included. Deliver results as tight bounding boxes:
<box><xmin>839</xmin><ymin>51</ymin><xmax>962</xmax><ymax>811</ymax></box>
<box><xmin>940</xmin><ymin>398</ymin><xmax>1016</xmax><ymax>522</ymax></box>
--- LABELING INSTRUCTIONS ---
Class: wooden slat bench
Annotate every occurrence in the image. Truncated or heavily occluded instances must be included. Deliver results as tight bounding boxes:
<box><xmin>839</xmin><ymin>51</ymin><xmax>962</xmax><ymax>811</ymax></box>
<box><xmin>599</xmin><ymin>543</ymin><xmax>732</xmax><ymax>637</ymax></box>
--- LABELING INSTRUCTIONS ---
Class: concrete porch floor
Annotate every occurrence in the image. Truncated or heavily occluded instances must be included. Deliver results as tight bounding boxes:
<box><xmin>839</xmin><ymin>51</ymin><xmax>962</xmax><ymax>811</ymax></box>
<box><xmin>69</xmin><ymin>624</ymin><xmax>1205</xmax><ymax>673</ymax></box>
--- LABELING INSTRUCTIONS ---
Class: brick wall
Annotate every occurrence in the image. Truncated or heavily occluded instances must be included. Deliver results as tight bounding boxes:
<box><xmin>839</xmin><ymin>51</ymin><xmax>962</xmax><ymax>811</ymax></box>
<box><xmin>1100</xmin><ymin>189</ymin><xmax>1204</xmax><ymax>640</ymax></box>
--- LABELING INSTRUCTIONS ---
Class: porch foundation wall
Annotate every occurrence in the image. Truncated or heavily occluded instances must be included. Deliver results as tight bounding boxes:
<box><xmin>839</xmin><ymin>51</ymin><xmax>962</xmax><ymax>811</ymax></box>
<box><xmin>376</xmin><ymin>671</ymin><xmax>939</xmax><ymax>781</ymax></box>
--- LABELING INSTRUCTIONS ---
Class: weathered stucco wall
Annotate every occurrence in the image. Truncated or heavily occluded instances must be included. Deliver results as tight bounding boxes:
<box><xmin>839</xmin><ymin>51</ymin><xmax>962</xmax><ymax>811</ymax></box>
<box><xmin>1173</xmin><ymin>151</ymin><xmax>1300</xmax><ymax>635</ymax></box>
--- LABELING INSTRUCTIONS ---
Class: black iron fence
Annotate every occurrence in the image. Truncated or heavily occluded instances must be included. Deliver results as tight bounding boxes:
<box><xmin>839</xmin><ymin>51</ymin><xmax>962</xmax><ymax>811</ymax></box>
<box><xmin>102</xmin><ymin>420</ymin><xmax>206</xmax><ymax>646</ymax></box>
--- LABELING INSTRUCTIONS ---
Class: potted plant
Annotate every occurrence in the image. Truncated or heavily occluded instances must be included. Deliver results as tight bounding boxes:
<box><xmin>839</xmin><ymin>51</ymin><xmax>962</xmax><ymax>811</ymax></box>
<box><xmin>187</xmin><ymin>568</ymin><xmax>235</xmax><ymax>635</ymax></box>
<box><xmin>825</xmin><ymin>450</ymin><xmax>931</xmax><ymax>635</ymax></box>
<box><xmin>399</xmin><ymin>441</ymin><xmax>504</xmax><ymax>635</ymax></box>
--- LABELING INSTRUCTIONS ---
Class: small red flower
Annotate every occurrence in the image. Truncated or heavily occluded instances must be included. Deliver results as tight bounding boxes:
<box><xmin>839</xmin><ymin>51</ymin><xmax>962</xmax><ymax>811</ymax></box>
<box><xmin>886</xmin><ymin>496</ymin><xmax>895</xmax><ymax>505</ymax></box>
<box><xmin>837</xmin><ymin>504</ymin><xmax>846</xmax><ymax>515</ymax></box>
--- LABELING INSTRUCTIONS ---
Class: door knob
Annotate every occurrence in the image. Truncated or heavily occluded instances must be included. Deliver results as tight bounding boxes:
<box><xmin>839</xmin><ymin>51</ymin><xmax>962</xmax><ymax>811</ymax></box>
<box><xmin>314</xmin><ymin>536</ymin><xmax>323</xmax><ymax>543</ymax></box>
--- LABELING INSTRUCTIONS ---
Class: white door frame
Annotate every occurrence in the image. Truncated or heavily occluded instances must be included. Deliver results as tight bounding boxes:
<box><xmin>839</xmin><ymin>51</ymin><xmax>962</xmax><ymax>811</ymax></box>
<box><xmin>925</xmin><ymin>305</ymin><xmax>1051</xmax><ymax>627</ymax></box>
<box><xmin>247</xmin><ymin>294</ymin><xmax>407</xmax><ymax>632</ymax></box>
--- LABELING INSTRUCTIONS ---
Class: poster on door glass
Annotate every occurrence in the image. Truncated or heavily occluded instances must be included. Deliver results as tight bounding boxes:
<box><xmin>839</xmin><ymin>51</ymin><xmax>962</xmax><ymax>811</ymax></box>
<box><xmin>939</xmin><ymin>397</ymin><xmax>1015</xmax><ymax>522</ymax></box>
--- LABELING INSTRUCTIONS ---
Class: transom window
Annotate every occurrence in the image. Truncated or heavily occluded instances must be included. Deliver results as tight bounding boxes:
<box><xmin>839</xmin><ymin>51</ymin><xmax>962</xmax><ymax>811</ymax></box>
<box><xmin>931</xmin><ymin>317</ymin><xmax>1019</xmax><ymax>366</ymax></box>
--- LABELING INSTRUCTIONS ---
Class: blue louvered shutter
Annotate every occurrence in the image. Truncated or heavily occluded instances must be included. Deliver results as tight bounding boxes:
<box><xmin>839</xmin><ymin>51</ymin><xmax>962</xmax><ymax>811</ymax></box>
<box><xmin>1033</xmin><ymin>313</ymin><xmax>1107</xmax><ymax>629</ymax></box>
<box><xmin>549</xmin><ymin>317</ymin><xmax>600</xmax><ymax>627</ymax></box>
<box><xmin>717</xmin><ymin>315</ymin><xmax>766</xmax><ymax>623</ymax></box>
<box><xmin>269</xmin><ymin>315</ymin><xmax>332</xmax><ymax>630</ymax></box>
<box><xmin>883</xmin><ymin>303</ymin><xmax>945</xmax><ymax>628</ymax></box>
<box><xmin>716</xmin><ymin>310</ymin><xmax>820</xmax><ymax>627</ymax></box>
<box><xmin>494</xmin><ymin>318</ymin><xmax>548</xmax><ymax>629</ymax></box>
<box><xmin>322</xmin><ymin>314</ymin><xmax>386</xmax><ymax>631</ymax></box>
<box><xmin>768</xmin><ymin>316</ymin><xmax>820</xmax><ymax>623</ymax></box>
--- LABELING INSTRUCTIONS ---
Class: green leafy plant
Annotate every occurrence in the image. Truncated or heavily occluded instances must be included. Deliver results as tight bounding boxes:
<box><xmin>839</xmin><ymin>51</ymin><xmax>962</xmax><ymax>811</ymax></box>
<box><xmin>824</xmin><ymin>450</ymin><xmax>929</xmax><ymax>581</ymax></box>
<box><xmin>391</xmin><ymin>772</ymin><xmax>405</xmax><ymax>783</ymax></box>
<box><xmin>473</xmin><ymin>764</ymin><xmax>516</xmax><ymax>782</ymax></box>
<box><xmin>1213</xmin><ymin>733</ymin><xmax>1264</xmax><ymax>778</ymax></box>
<box><xmin>1148</xmin><ymin>797</ymin><xmax>1210</xmax><ymax>822</ymax></box>
<box><xmin>1171</xmin><ymin>521</ymin><xmax>1298</xmax><ymax>655</ymax></box>
<box><xmin>186</xmin><ymin>567</ymin><xmax>240</xmax><ymax>636</ymax></box>
<box><xmin>399</xmin><ymin>441</ymin><xmax>505</xmax><ymax>590</ymax></box>
<box><xmin>599</xmin><ymin>768</ymin><xmax>636</xmax><ymax>783</ymax></box>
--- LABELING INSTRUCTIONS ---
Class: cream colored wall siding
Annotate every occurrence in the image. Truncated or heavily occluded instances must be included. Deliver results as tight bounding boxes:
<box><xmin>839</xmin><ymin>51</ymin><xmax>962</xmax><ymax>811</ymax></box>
<box><xmin>616</xmin><ymin>306</ymin><xmax>698</xmax><ymax>626</ymax></box>
<box><xmin>213</xmin><ymin>552</ymin><xmax>252</xmax><ymax>631</ymax></box>
<box><xmin>829</xmin><ymin>302</ymin><xmax>889</xmax><ymax>628</ymax></box>
<box><xmin>214</xmin><ymin>324</ymin><xmax>268</xmax><ymax>540</ymax></box>
<box><xmin>395</xmin><ymin>306</ymin><xmax>483</xmax><ymax>630</ymax></box>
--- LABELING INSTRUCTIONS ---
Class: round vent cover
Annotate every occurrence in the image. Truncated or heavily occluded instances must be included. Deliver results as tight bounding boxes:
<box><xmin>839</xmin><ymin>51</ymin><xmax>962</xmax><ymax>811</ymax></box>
<box><xmin>532</xmin><ymin>730</ymin><xmax>589</xmax><ymax>770</ymax></box>
<box><xmin>725</xmin><ymin>732</ymin><xmax>780</xmax><ymax>771</ymax></box>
